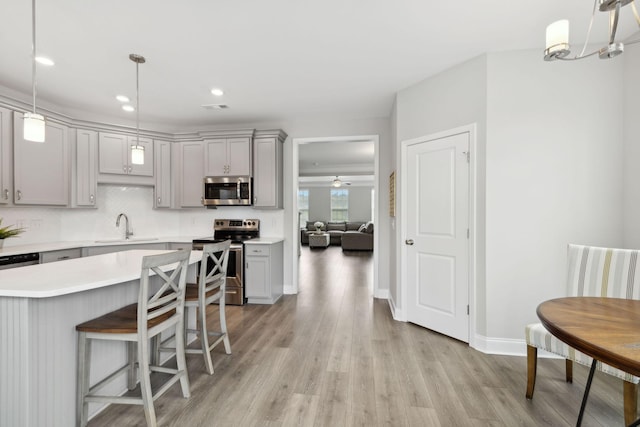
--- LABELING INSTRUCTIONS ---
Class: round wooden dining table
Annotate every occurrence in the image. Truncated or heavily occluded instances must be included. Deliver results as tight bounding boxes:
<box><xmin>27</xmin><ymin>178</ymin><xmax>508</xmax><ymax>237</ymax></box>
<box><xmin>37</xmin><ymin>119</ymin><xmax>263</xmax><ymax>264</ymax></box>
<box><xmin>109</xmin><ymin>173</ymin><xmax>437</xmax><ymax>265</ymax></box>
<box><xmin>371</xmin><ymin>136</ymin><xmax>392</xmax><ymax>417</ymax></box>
<box><xmin>537</xmin><ymin>297</ymin><xmax>640</xmax><ymax>426</ymax></box>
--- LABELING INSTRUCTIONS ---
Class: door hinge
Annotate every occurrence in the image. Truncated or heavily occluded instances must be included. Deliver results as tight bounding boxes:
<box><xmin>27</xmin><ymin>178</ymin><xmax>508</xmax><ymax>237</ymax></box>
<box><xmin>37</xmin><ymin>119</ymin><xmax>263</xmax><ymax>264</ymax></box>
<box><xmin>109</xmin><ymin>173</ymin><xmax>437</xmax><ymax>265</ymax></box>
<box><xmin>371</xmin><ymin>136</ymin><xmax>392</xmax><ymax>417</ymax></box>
<box><xmin>467</xmin><ymin>305</ymin><xmax>470</xmax><ymax>315</ymax></box>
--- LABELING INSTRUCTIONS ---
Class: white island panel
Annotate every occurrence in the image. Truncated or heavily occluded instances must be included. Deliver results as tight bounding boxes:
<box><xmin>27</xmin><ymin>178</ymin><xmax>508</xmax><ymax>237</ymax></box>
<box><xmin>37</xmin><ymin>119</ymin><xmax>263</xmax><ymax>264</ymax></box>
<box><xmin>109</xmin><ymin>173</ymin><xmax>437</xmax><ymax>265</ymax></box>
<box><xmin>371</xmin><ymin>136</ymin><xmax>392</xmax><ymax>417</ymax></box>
<box><xmin>0</xmin><ymin>249</ymin><xmax>202</xmax><ymax>427</ymax></box>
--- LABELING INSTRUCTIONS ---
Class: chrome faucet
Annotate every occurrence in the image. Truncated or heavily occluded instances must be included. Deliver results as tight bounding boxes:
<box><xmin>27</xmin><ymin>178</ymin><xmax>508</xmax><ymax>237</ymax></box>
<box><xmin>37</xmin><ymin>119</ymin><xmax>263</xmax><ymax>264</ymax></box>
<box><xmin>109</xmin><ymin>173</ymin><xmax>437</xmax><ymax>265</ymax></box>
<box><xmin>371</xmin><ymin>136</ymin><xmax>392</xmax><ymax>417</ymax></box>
<box><xmin>115</xmin><ymin>213</ymin><xmax>133</xmax><ymax>240</ymax></box>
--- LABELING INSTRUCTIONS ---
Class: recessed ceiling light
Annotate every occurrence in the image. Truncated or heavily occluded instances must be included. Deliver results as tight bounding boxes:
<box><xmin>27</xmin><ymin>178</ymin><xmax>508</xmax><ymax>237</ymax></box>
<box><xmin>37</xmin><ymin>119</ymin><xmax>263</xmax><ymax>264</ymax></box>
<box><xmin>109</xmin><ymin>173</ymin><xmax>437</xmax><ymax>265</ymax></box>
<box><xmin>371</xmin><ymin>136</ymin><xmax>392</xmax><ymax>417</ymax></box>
<box><xmin>35</xmin><ymin>56</ymin><xmax>54</xmax><ymax>66</ymax></box>
<box><xmin>116</xmin><ymin>95</ymin><xmax>130</xmax><ymax>103</ymax></box>
<box><xmin>201</xmin><ymin>104</ymin><xmax>229</xmax><ymax>110</ymax></box>
<box><xmin>211</xmin><ymin>88</ymin><xmax>224</xmax><ymax>96</ymax></box>
<box><xmin>122</xmin><ymin>105</ymin><xmax>135</xmax><ymax>112</ymax></box>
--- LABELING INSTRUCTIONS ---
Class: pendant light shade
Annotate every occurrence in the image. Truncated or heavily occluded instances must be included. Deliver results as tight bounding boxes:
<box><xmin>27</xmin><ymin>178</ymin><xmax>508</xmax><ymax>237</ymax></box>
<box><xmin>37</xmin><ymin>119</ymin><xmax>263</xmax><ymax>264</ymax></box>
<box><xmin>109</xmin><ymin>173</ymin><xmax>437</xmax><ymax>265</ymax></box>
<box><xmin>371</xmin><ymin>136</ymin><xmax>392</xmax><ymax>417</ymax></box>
<box><xmin>131</xmin><ymin>144</ymin><xmax>145</xmax><ymax>165</ymax></box>
<box><xmin>129</xmin><ymin>53</ymin><xmax>146</xmax><ymax>165</ymax></box>
<box><xmin>23</xmin><ymin>112</ymin><xmax>45</xmax><ymax>142</ymax></box>
<box><xmin>24</xmin><ymin>0</ymin><xmax>45</xmax><ymax>142</ymax></box>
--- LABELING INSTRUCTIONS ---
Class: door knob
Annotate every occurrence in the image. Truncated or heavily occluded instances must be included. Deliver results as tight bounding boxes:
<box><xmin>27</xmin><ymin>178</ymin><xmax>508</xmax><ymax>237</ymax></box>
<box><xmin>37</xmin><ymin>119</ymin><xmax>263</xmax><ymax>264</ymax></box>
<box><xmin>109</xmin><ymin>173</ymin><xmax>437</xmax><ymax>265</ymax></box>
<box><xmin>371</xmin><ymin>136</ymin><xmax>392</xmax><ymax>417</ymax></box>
<box><xmin>405</xmin><ymin>239</ymin><xmax>414</xmax><ymax>245</ymax></box>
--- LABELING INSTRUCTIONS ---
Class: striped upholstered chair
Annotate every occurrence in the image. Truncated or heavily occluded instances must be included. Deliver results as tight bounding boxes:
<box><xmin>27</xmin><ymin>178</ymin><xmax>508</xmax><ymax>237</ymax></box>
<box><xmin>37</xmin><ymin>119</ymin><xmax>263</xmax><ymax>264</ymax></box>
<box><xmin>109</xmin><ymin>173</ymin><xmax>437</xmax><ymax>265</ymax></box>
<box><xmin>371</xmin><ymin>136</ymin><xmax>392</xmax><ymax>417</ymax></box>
<box><xmin>525</xmin><ymin>244</ymin><xmax>640</xmax><ymax>425</ymax></box>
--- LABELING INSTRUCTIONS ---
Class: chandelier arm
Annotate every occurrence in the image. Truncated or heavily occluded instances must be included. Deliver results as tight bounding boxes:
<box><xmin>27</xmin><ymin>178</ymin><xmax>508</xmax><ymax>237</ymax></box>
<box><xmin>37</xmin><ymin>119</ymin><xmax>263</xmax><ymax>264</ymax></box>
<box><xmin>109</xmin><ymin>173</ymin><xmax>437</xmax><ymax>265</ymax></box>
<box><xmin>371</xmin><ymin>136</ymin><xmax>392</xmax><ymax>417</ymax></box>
<box><xmin>578</xmin><ymin>0</ymin><xmax>600</xmax><ymax>58</ymax></box>
<box><xmin>609</xmin><ymin>1</ymin><xmax>621</xmax><ymax>44</ymax></box>
<box><xmin>558</xmin><ymin>50</ymin><xmax>601</xmax><ymax>60</ymax></box>
<box><xmin>632</xmin><ymin>1</ymin><xmax>640</xmax><ymax>26</ymax></box>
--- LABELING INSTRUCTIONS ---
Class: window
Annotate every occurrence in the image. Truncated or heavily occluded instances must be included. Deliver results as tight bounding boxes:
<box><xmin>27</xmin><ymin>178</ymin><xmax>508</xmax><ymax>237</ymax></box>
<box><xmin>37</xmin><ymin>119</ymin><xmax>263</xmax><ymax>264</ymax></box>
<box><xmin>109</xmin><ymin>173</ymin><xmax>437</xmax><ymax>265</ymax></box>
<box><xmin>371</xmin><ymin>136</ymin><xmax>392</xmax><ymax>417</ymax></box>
<box><xmin>331</xmin><ymin>188</ymin><xmax>349</xmax><ymax>221</ymax></box>
<box><xmin>298</xmin><ymin>189</ymin><xmax>309</xmax><ymax>225</ymax></box>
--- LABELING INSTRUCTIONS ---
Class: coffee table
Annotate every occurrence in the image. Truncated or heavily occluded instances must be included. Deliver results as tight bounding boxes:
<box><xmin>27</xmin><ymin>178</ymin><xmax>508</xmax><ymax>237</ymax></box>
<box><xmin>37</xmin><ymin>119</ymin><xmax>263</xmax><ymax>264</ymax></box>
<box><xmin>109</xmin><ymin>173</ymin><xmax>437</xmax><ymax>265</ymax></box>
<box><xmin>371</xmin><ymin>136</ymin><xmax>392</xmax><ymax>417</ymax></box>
<box><xmin>537</xmin><ymin>297</ymin><xmax>640</xmax><ymax>426</ymax></box>
<box><xmin>308</xmin><ymin>233</ymin><xmax>330</xmax><ymax>248</ymax></box>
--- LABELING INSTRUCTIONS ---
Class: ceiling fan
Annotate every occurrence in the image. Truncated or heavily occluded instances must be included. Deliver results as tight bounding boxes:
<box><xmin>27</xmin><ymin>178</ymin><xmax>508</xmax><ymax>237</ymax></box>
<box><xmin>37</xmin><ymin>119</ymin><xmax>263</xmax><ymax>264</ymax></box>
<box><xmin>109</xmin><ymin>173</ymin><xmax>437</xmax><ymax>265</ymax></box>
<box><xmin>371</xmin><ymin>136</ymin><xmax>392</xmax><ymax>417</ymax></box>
<box><xmin>332</xmin><ymin>176</ymin><xmax>351</xmax><ymax>187</ymax></box>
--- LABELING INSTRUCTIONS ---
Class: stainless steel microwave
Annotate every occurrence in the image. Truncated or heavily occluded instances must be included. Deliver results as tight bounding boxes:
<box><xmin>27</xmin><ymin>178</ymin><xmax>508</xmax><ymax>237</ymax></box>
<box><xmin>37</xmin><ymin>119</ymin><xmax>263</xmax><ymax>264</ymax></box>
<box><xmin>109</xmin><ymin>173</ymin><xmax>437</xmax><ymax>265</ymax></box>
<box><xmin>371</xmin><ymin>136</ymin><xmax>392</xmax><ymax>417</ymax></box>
<box><xmin>203</xmin><ymin>176</ymin><xmax>252</xmax><ymax>207</ymax></box>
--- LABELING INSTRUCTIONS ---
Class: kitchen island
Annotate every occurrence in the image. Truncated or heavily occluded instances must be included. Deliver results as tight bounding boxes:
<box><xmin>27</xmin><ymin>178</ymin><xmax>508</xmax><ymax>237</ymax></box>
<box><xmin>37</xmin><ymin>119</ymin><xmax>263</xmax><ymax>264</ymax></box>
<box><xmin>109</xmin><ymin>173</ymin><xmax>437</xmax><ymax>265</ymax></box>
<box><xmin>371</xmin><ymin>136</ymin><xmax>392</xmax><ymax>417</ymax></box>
<box><xmin>0</xmin><ymin>249</ymin><xmax>202</xmax><ymax>427</ymax></box>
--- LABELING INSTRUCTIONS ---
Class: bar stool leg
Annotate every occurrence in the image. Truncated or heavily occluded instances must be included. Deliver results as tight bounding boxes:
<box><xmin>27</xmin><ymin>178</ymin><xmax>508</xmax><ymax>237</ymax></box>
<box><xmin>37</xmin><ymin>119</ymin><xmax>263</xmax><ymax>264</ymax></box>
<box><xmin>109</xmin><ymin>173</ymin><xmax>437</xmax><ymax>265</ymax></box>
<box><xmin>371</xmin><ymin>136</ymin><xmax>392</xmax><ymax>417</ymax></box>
<box><xmin>76</xmin><ymin>332</ymin><xmax>91</xmax><ymax>427</ymax></box>
<box><xmin>175</xmin><ymin>317</ymin><xmax>191</xmax><ymax>396</ymax></box>
<box><xmin>199</xmin><ymin>304</ymin><xmax>214</xmax><ymax>375</ymax></box>
<box><xmin>127</xmin><ymin>341</ymin><xmax>137</xmax><ymax>390</ymax></box>
<box><xmin>137</xmin><ymin>338</ymin><xmax>157</xmax><ymax>427</ymax></box>
<box><xmin>220</xmin><ymin>300</ymin><xmax>231</xmax><ymax>355</ymax></box>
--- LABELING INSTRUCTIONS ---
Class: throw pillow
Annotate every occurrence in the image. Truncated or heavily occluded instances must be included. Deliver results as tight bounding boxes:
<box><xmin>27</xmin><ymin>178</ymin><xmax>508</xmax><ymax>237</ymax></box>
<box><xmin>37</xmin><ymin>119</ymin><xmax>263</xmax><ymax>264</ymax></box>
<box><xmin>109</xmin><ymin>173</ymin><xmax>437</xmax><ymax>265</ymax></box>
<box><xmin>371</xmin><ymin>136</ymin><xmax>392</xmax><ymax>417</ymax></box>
<box><xmin>358</xmin><ymin>224</ymin><xmax>367</xmax><ymax>232</ymax></box>
<box><xmin>365</xmin><ymin>222</ymin><xmax>374</xmax><ymax>234</ymax></box>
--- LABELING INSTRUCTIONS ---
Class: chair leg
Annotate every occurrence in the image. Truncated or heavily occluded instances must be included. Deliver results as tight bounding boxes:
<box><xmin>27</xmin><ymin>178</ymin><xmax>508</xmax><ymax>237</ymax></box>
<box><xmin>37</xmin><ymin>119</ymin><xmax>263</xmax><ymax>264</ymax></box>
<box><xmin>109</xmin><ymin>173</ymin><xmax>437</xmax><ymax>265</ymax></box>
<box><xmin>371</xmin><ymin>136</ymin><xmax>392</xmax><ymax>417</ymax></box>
<box><xmin>200</xmin><ymin>303</ymin><xmax>215</xmax><ymax>375</ymax></box>
<box><xmin>137</xmin><ymin>338</ymin><xmax>157</xmax><ymax>427</ymax></box>
<box><xmin>127</xmin><ymin>341</ymin><xmax>138</xmax><ymax>390</ymax></box>
<box><xmin>175</xmin><ymin>315</ymin><xmax>191</xmax><ymax>397</ymax></box>
<box><xmin>76</xmin><ymin>332</ymin><xmax>91</xmax><ymax>427</ymax></box>
<box><xmin>624</xmin><ymin>381</ymin><xmax>638</xmax><ymax>426</ymax></box>
<box><xmin>220</xmin><ymin>299</ymin><xmax>231</xmax><ymax>355</ymax></box>
<box><xmin>526</xmin><ymin>345</ymin><xmax>537</xmax><ymax>399</ymax></box>
<box><xmin>565</xmin><ymin>359</ymin><xmax>573</xmax><ymax>383</ymax></box>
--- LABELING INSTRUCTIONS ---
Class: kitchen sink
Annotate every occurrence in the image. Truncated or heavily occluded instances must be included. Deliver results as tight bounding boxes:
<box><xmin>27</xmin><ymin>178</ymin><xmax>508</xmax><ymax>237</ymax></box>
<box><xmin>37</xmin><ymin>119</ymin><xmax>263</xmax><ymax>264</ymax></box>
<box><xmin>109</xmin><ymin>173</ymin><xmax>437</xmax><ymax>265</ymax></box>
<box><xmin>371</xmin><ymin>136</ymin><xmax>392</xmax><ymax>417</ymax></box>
<box><xmin>94</xmin><ymin>238</ymin><xmax>160</xmax><ymax>244</ymax></box>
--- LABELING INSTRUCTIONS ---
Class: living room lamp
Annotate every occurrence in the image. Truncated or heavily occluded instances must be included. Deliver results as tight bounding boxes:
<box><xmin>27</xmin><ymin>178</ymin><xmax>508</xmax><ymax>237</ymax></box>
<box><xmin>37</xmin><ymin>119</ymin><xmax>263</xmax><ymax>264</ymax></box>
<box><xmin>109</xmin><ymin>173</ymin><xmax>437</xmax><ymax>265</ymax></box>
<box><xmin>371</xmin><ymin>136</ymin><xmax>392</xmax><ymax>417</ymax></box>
<box><xmin>544</xmin><ymin>0</ymin><xmax>640</xmax><ymax>61</ymax></box>
<box><xmin>129</xmin><ymin>54</ymin><xmax>146</xmax><ymax>165</ymax></box>
<box><xmin>23</xmin><ymin>0</ymin><xmax>45</xmax><ymax>143</ymax></box>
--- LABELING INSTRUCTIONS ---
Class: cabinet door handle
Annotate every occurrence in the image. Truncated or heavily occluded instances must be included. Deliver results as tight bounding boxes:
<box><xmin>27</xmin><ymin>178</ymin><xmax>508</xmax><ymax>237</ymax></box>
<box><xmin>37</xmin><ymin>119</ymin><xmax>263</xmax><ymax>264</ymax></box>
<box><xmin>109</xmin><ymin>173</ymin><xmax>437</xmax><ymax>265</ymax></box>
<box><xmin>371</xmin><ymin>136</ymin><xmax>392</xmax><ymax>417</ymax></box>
<box><xmin>128</xmin><ymin>166</ymin><xmax>132</xmax><ymax>173</ymax></box>
<box><xmin>3</xmin><ymin>189</ymin><xmax>8</xmax><ymax>200</ymax></box>
<box><xmin>90</xmin><ymin>194</ymin><xmax>95</xmax><ymax>203</ymax></box>
<box><xmin>157</xmin><ymin>197</ymin><xmax>161</xmax><ymax>204</ymax></box>
<box><xmin>16</xmin><ymin>190</ymin><xmax>22</xmax><ymax>200</ymax></box>
<box><xmin>58</xmin><ymin>256</ymin><xmax>70</xmax><ymax>260</ymax></box>
<box><xmin>123</xmin><ymin>165</ymin><xmax>127</xmax><ymax>173</ymax></box>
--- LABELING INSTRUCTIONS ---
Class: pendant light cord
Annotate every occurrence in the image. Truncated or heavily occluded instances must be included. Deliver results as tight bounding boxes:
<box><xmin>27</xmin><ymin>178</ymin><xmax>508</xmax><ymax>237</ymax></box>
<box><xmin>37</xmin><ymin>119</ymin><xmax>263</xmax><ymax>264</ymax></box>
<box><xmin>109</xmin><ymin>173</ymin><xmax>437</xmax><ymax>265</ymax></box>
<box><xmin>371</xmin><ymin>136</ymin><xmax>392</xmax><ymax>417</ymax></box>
<box><xmin>31</xmin><ymin>0</ymin><xmax>37</xmax><ymax>115</ymax></box>
<box><xmin>136</xmin><ymin>60</ymin><xmax>140</xmax><ymax>145</ymax></box>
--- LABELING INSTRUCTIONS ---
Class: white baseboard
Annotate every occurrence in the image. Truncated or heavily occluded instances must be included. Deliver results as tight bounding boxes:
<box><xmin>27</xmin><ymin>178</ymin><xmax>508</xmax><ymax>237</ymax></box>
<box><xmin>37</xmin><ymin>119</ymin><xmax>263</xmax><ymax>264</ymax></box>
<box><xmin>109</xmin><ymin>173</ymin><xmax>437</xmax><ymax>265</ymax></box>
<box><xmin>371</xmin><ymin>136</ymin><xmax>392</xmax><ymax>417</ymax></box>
<box><xmin>387</xmin><ymin>296</ymin><xmax>406</xmax><ymax>321</ymax></box>
<box><xmin>374</xmin><ymin>289</ymin><xmax>389</xmax><ymax>299</ymax></box>
<box><xmin>283</xmin><ymin>285</ymin><xmax>295</xmax><ymax>295</ymax></box>
<box><xmin>472</xmin><ymin>335</ymin><xmax>561</xmax><ymax>358</ymax></box>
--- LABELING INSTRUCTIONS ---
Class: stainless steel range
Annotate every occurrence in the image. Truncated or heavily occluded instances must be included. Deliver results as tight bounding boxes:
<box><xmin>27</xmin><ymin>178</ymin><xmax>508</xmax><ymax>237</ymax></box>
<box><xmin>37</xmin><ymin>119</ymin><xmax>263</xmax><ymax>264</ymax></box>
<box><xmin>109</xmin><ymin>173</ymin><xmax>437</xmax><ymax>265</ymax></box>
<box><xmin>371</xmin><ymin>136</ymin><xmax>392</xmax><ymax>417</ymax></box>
<box><xmin>192</xmin><ymin>219</ymin><xmax>260</xmax><ymax>306</ymax></box>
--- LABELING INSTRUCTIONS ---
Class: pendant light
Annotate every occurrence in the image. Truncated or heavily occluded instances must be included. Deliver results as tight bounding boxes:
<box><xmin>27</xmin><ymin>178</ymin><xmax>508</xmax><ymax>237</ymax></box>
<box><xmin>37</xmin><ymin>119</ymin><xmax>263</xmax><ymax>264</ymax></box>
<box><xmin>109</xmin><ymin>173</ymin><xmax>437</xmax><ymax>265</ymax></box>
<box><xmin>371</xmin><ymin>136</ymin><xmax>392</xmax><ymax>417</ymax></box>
<box><xmin>23</xmin><ymin>0</ymin><xmax>45</xmax><ymax>143</ymax></box>
<box><xmin>129</xmin><ymin>53</ymin><xmax>145</xmax><ymax>165</ymax></box>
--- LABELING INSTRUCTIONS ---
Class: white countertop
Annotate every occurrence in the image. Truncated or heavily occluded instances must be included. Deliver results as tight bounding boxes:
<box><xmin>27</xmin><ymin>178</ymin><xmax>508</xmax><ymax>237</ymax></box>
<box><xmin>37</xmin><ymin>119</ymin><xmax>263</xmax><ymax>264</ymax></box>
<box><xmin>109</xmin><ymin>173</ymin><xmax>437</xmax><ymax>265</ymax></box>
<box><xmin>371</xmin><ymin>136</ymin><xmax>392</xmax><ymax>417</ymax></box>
<box><xmin>244</xmin><ymin>237</ymin><xmax>284</xmax><ymax>244</ymax></box>
<box><xmin>0</xmin><ymin>249</ymin><xmax>203</xmax><ymax>298</ymax></box>
<box><xmin>0</xmin><ymin>235</ymin><xmax>200</xmax><ymax>257</ymax></box>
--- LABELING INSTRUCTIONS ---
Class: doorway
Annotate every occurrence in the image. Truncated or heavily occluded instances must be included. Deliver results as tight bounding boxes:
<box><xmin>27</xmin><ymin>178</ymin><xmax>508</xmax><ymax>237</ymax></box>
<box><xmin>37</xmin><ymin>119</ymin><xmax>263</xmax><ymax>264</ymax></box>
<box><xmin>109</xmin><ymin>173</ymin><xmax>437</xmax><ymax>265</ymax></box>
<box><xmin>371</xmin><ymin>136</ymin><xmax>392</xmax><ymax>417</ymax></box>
<box><xmin>291</xmin><ymin>135</ymin><xmax>380</xmax><ymax>296</ymax></box>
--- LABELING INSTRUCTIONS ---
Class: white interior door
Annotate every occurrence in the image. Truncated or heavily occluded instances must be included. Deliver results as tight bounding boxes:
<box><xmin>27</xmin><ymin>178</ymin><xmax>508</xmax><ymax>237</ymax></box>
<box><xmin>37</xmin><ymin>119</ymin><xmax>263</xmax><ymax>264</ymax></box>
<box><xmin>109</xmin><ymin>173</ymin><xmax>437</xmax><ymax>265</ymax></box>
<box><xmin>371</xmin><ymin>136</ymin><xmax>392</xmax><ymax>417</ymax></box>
<box><xmin>404</xmin><ymin>131</ymin><xmax>469</xmax><ymax>342</ymax></box>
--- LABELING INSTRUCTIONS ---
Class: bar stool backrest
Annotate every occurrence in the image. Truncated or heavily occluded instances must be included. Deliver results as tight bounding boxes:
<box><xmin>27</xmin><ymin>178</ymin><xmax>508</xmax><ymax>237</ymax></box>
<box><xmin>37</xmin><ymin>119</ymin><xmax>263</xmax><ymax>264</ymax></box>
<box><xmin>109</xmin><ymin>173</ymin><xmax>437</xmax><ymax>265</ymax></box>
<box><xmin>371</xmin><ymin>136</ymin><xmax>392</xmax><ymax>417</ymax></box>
<box><xmin>198</xmin><ymin>240</ymin><xmax>231</xmax><ymax>303</ymax></box>
<box><xmin>138</xmin><ymin>250</ymin><xmax>191</xmax><ymax>341</ymax></box>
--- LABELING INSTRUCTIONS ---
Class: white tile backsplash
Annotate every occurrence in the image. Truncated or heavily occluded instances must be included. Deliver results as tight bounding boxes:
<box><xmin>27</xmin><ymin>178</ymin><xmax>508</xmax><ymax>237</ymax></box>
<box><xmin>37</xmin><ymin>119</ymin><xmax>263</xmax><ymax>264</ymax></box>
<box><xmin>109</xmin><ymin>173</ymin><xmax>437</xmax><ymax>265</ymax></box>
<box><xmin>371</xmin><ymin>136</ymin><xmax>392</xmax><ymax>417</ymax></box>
<box><xmin>0</xmin><ymin>184</ymin><xmax>285</xmax><ymax>248</ymax></box>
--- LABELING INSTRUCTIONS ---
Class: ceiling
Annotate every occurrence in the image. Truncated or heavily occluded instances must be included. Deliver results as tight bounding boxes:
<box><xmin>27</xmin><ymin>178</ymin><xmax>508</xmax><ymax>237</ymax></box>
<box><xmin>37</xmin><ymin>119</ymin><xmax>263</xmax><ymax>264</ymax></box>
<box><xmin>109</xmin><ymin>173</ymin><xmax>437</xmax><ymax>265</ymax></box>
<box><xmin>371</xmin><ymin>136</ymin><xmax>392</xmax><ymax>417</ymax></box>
<box><xmin>0</xmin><ymin>1</ymin><xmax>637</xmax><ymax>132</ymax></box>
<box><xmin>299</xmin><ymin>139</ymin><xmax>375</xmax><ymax>186</ymax></box>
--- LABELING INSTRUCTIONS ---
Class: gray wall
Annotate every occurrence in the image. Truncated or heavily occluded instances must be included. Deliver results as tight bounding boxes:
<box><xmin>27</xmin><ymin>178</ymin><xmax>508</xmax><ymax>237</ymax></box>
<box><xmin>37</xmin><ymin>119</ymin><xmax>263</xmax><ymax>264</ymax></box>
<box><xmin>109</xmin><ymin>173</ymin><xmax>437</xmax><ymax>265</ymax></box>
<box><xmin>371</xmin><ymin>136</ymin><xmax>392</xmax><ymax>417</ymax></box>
<box><xmin>302</xmin><ymin>186</ymin><xmax>373</xmax><ymax>223</ymax></box>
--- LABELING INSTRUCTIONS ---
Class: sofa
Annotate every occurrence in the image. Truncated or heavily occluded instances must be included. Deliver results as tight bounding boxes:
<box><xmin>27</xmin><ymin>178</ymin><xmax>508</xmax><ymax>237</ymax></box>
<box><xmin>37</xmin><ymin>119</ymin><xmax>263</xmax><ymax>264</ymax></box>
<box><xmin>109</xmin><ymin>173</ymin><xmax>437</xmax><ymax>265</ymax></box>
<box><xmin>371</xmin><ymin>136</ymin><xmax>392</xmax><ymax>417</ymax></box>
<box><xmin>341</xmin><ymin>222</ymin><xmax>374</xmax><ymax>251</ymax></box>
<box><xmin>300</xmin><ymin>220</ymin><xmax>373</xmax><ymax>251</ymax></box>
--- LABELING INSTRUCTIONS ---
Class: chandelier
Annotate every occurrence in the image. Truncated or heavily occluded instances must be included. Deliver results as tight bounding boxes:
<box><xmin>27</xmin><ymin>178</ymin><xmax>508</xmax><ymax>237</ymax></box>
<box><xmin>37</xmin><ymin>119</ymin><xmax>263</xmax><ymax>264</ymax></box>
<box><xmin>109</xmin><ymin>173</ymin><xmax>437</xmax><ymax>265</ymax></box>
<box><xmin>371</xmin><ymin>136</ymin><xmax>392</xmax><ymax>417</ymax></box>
<box><xmin>544</xmin><ymin>0</ymin><xmax>640</xmax><ymax>61</ymax></box>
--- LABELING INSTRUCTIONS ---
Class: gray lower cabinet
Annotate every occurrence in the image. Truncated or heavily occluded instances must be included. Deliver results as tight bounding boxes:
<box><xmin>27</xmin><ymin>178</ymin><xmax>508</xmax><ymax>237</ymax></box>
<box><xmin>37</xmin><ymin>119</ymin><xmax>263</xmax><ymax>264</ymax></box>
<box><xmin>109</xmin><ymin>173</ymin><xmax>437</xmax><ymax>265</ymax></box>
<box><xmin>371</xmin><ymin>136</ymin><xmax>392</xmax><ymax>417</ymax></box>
<box><xmin>40</xmin><ymin>248</ymin><xmax>82</xmax><ymax>263</ymax></box>
<box><xmin>244</xmin><ymin>240</ymin><xmax>283</xmax><ymax>304</ymax></box>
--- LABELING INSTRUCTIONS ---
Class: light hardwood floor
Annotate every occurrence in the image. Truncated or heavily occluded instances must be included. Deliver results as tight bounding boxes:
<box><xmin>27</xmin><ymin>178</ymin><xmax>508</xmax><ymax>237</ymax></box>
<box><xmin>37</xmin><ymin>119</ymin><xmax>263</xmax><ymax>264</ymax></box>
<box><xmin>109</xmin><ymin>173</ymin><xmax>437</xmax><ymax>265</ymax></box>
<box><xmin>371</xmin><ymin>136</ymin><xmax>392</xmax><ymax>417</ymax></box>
<box><xmin>89</xmin><ymin>245</ymin><xmax>630</xmax><ymax>426</ymax></box>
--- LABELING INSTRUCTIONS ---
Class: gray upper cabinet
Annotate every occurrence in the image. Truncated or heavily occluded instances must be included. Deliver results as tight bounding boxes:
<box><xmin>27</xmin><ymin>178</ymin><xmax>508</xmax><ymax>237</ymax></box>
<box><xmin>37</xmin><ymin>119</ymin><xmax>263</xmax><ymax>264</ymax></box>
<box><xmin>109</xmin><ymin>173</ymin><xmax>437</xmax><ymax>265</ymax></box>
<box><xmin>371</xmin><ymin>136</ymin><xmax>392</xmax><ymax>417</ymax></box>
<box><xmin>13</xmin><ymin>113</ymin><xmax>70</xmax><ymax>206</ymax></box>
<box><xmin>0</xmin><ymin>107</ymin><xmax>12</xmax><ymax>205</ymax></box>
<box><xmin>178</xmin><ymin>141</ymin><xmax>205</xmax><ymax>208</ymax></box>
<box><xmin>253</xmin><ymin>130</ymin><xmax>286</xmax><ymax>209</ymax></box>
<box><xmin>98</xmin><ymin>132</ymin><xmax>153</xmax><ymax>177</ymax></box>
<box><xmin>74</xmin><ymin>129</ymin><xmax>98</xmax><ymax>207</ymax></box>
<box><xmin>154</xmin><ymin>139</ymin><xmax>172</xmax><ymax>208</ymax></box>
<box><xmin>204</xmin><ymin>137</ymin><xmax>251</xmax><ymax>176</ymax></box>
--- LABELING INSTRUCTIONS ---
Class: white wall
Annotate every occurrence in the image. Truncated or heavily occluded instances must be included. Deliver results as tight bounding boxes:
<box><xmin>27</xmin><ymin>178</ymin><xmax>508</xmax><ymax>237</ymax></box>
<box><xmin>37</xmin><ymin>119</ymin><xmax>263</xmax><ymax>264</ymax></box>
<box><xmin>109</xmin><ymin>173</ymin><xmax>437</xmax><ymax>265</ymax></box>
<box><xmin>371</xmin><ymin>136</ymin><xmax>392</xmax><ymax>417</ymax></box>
<box><xmin>395</xmin><ymin>55</ymin><xmax>487</xmax><ymax>329</ymax></box>
<box><xmin>485</xmin><ymin>50</ymin><xmax>624</xmax><ymax>347</ymax></box>
<box><xmin>394</xmin><ymin>49</ymin><xmax>626</xmax><ymax>352</ymax></box>
<box><xmin>623</xmin><ymin>42</ymin><xmax>640</xmax><ymax>249</ymax></box>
